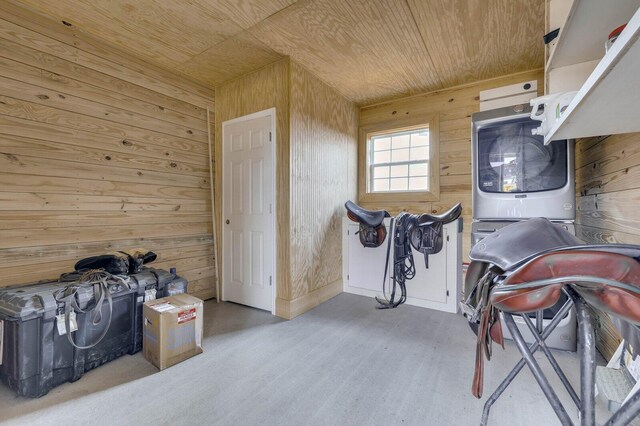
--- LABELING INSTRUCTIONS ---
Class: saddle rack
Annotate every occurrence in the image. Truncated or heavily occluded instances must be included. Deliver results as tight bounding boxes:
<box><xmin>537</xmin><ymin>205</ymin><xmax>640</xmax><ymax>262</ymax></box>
<box><xmin>345</xmin><ymin>201</ymin><xmax>462</xmax><ymax>308</ymax></box>
<box><xmin>464</xmin><ymin>218</ymin><xmax>640</xmax><ymax>425</ymax></box>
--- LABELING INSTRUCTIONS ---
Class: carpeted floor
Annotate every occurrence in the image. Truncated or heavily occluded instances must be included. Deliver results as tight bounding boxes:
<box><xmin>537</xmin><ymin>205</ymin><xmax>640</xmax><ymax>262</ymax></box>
<box><xmin>0</xmin><ymin>293</ymin><xmax>612</xmax><ymax>425</ymax></box>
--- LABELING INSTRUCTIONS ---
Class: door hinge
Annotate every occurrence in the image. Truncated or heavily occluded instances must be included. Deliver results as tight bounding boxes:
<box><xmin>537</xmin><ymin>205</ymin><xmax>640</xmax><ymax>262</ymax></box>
<box><xmin>347</xmin><ymin>229</ymin><xmax>349</xmax><ymax>235</ymax></box>
<box><xmin>347</xmin><ymin>274</ymin><xmax>349</xmax><ymax>281</ymax></box>
<box><xmin>269</xmin><ymin>131</ymin><xmax>272</xmax><ymax>142</ymax></box>
<box><xmin>446</xmin><ymin>235</ymin><xmax>450</xmax><ymax>242</ymax></box>
<box><xmin>269</xmin><ymin>276</ymin><xmax>272</xmax><ymax>286</ymax></box>
<box><xmin>446</xmin><ymin>290</ymin><xmax>450</xmax><ymax>297</ymax></box>
<box><xmin>269</xmin><ymin>203</ymin><xmax>272</xmax><ymax>214</ymax></box>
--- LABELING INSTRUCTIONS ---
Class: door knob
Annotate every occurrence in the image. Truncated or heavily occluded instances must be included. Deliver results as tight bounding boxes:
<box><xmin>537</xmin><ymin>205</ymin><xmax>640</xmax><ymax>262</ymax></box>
<box><xmin>226</xmin><ymin>219</ymin><xmax>230</xmax><ymax>224</ymax></box>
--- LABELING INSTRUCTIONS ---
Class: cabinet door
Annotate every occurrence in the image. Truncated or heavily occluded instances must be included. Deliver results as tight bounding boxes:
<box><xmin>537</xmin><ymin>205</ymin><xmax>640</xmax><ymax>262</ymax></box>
<box><xmin>347</xmin><ymin>223</ymin><xmax>387</xmax><ymax>292</ymax></box>
<box><xmin>347</xmin><ymin>221</ymin><xmax>449</xmax><ymax>304</ymax></box>
<box><xmin>405</xmin><ymin>228</ymin><xmax>448</xmax><ymax>304</ymax></box>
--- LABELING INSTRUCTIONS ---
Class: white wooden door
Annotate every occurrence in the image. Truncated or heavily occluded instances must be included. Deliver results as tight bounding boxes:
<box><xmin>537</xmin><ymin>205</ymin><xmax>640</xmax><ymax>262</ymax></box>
<box><xmin>222</xmin><ymin>110</ymin><xmax>275</xmax><ymax>312</ymax></box>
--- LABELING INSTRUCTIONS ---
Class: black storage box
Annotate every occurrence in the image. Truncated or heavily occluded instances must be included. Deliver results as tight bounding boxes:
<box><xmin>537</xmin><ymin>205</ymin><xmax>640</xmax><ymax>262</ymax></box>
<box><xmin>0</xmin><ymin>268</ymin><xmax>188</xmax><ymax>397</ymax></box>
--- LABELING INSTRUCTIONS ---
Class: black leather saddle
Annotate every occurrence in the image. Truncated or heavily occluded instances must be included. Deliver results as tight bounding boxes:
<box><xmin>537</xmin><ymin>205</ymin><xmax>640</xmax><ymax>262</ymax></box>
<box><xmin>415</xmin><ymin>203</ymin><xmax>463</xmax><ymax>226</ymax></box>
<box><xmin>345</xmin><ymin>200</ymin><xmax>389</xmax><ymax>227</ymax></box>
<box><xmin>409</xmin><ymin>203</ymin><xmax>462</xmax><ymax>267</ymax></box>
<box><xmin>469</xmin><ymin>217</ymin><xmax>640</xmax><ymax>272</ymax></box>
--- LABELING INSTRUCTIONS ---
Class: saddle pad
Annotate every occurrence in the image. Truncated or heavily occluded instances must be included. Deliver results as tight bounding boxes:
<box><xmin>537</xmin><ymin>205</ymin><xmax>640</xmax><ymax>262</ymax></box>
<box><xmin>469</xmin><ymin>218</ymin><xmax>584</xmax><ymax>271</ymax></box>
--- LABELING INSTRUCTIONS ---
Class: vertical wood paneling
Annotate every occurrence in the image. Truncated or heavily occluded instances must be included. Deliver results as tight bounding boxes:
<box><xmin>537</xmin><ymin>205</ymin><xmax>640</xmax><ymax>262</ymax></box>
<box><xmin>214</xmin><ymin>59</ymin><xmax>291</xmax><ymax>310</ymax></box>
<box><xmin>0</xmin><ymin>7</ymin><xmax>216</xmax><ymax>300</ymax></box>
<box><xmin>215</xmin><ymin>59</ymin><xmax>358</xmax><ymax>318</ymax></box>
<box><xmin>359</xmin><ymin>69</ymin><xmax>544</xmax><ymax>260</ymax></box>
<box><xmin>575</xmin><ymin>133</ymin><xmax>640</xmax><ymax>359</ymax></box>
<box><xmin>289</xmin><ymin>62</ymin><xmax>358</xmax><ymax>301</ymax></box>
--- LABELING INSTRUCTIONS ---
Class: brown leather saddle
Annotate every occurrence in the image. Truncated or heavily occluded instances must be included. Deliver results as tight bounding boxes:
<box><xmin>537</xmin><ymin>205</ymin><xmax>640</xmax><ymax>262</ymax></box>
<box><xmin>462</xmin><ymin>218</ymin><xmax>640</xmax><ymax>400</ymax></box>
<box><xmin>345</xmin><ymin>200</ymin><xmax>390</xmax><ymax>248</ymax></box>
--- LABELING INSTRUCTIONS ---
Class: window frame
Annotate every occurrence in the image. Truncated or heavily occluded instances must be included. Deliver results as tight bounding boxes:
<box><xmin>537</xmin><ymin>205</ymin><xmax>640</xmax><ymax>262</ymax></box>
<box><xmin>368</xmin><ymin>127</ymin><xmax>430</xmax><ymax>193</ymax></box>
<box><xmin>358</xmin><ymin>114</ymin><xmax>440</xmax><ymax>205</ymax></box>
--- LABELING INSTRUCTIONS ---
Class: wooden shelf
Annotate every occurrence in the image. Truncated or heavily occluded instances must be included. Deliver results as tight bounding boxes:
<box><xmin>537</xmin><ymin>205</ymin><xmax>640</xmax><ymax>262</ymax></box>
<box><xmin>545</xmin><ymin>6</ymin><xmax>640</xmax><ymax>144</ymax></box>
<box><xmin>546</xmin><ymin>0</ymin><xmax>640</xmax><ymax>72</ymax></box>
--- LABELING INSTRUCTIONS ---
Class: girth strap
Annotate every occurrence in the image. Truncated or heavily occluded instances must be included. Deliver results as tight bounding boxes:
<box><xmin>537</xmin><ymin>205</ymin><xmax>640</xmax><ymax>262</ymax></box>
<box><xmin>470</xmin><ymin>270</ymin><xmax>502</xmax><ymax>398</ymax></box>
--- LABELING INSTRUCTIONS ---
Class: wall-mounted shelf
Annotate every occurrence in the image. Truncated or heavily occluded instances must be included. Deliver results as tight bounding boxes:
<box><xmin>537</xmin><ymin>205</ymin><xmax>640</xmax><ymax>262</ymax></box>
<box><xmin>546</xmin><ymin>0</ymin><xmax>640</xmax><ymax>72</ymax></box>
<box><xmin>545</xmin><ymin>5</ymin><xmax>640</xmax><ymax>144</ymax></box>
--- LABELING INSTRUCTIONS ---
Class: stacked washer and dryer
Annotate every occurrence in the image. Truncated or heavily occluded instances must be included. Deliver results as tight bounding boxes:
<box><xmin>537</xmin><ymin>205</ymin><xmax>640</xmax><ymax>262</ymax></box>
<box><xmin>470</xmin><ymin>101</ymin><xmax>577</xmax><ymax>351</ymax></box>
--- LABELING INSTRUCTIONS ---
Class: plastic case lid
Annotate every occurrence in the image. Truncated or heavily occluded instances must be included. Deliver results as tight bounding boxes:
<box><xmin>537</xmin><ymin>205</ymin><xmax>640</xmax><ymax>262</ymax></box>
<box><xmin>0</xmin><ymin>281</ymin><xmax>93</xmax><ymax>320</ymax></box>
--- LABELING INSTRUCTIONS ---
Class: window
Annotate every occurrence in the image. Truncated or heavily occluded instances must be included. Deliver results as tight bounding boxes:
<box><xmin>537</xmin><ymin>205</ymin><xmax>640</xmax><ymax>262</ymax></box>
<box><xmin>369</xmin><ymin>128</ymin><xmax>430</xmax><ymax>193</ymax></box>
<box><xmin>358</xmin><ymin>115</ymin><xmax>440</xmax><ymax>204</ymax></box>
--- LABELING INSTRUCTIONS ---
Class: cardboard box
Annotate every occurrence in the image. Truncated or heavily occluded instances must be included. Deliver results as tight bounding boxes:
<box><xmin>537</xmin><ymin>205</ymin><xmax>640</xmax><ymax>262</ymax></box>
<box><xmin>143</xmin><ymin>294</ymin><xmax>203</xmax><ymax>370</ymax></box>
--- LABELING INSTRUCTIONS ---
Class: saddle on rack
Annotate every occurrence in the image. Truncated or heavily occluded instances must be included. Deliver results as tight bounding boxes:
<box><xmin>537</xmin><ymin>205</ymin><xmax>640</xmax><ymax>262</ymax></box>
<box><xmin>410</xmin><ymin>203</ymin><xmax>462</xmax><ymax>268</ymax></box>
<box><xmin>345</xmin><ymin>200</ymin><xmax>390</xmax><ymax>248</ymax></box>
<box><xmin>462</xmin><ymin>217</ymin><xmax>640</xmax><ymax>402</ymax></box>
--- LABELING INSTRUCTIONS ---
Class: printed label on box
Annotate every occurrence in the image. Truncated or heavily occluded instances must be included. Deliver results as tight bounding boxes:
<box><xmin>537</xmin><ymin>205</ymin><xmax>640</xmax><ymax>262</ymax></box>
<box><xmin>151</xmin><ymin>302</ymin><xmax>174</xmax><ymax>313</ymax></box>
<box><xmin>178</xmin><ymin>308</ymin><xmax>196</xmax><ymax>324</ymax></box>
<box><xmin>145</xmin><ymin>289</ymin><xmax>157</xmax><ymax>302</ymax></box>
<box><xmin>56</xmin><ymin>311</ymin><xmax>78</xmax><ymax>336</ymax></box>
<box><xmin>0</xmin><ymin>319</ymin><xmax>4</xmax><ymax>366</ymax></box>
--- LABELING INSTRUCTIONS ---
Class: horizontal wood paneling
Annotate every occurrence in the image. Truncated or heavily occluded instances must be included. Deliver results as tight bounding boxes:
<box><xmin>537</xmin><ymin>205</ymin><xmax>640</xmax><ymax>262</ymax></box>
<box><xmin>575</xmin><ymin>133</ymin><xmax>640</xmax><ymax>359</ymax></box>
<box><xmin>0</xmin><ymin>136</ymin><xmax>209</xmax><ymax>181</ymax></box>
<box><xmin>0</xmin><ymin>75</ymin><xmax>207</xmax><ymax>140</ymax></box>
<box><xmin>0</xmin><ymin>8</ymin><xmax>216</xmax><ymax>299</ymax></box>
<box><xmin>359</xmin><ymin>69</ymin><xmax>544</xmax><ymax>261</ymax></box>
<box><xmin>0</xmin><ymin>36</ymin><xmax>206</xmax><ymax>120</ymax></box>
<box><xmin>0</xmin><ymin>96</ymin><xmax>206</xmax><ymax>154</ymax></box>
<box><xmin>0</xmin><ymin>115</ymin><xmax>208</xmax><ymax>164</ymax></box>
<box><xmin>0</xmin><ymin>235</ymin><xmax>214</xmax><ymax>268</ymax></box>
<box><xmin>0</xmin><ymin>2</ymin><xmax>214</xmax><ymax>107</ymax></box>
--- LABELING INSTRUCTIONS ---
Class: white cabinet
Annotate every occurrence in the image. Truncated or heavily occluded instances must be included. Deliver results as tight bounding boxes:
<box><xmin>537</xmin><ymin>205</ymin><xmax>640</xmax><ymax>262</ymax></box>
<box><xmin>342</xmin><ymin>217</ymin><xmax>462</xmax><ymax>314</ymax></box>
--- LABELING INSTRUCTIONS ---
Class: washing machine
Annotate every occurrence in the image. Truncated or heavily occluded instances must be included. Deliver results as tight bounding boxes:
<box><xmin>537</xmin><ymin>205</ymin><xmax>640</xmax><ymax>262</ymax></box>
<box><xmin>472</xmin><ymin>103</ymin><xmax>575</xmax><ymax>221</ymax></box>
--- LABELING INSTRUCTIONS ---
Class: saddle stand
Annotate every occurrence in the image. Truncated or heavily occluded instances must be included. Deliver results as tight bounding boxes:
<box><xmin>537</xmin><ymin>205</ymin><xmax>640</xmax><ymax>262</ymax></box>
<box><xmin>463</xmin><ymin>218</ymin><xmax>640</xmax><ymax>425</ymax></box>
<box><xmin>483</xmin><ymin>289</ymin><xmax>592</xmax><ymax>425</ymax></box>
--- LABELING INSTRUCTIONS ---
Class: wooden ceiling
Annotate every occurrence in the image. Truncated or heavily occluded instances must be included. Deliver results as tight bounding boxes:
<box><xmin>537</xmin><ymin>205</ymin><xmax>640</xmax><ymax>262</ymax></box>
<box><xmin>14</xmin><ymin>0</ymin><xmax>544</xmax><ymax>105</ymax></box>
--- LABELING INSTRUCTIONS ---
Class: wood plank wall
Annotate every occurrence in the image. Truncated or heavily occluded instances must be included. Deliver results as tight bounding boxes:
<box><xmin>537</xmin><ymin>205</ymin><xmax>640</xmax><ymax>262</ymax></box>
<box><xmin>359</xmin><ymin>69</ymin><xmax>544</xmax><ymax>260</ymax></box>
<box><xmin>214</xmin><ymin>59</ymin><xmax>291</xmax><ymax>314</ymax></box>
<box><xmin>285</xmin><ymin>62</ymin><xmax>358</xmax><ymax>318</ymax></box>
<box><xmin>0</xmin><ymin>3</ymin><xmax>217</xmax><ymax>300</ymax></box>
<box><xmin>575</xmin><ymin>133</ymin><xmax>640</xmax><ymax>359</ymax></box>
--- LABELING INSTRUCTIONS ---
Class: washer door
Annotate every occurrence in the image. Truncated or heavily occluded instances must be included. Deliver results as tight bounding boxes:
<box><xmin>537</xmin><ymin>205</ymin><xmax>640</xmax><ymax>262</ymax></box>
<box><xmin>477</xmin><ymin>117</ymin><xmax>568</xmax><ymax>194</ymax></box>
